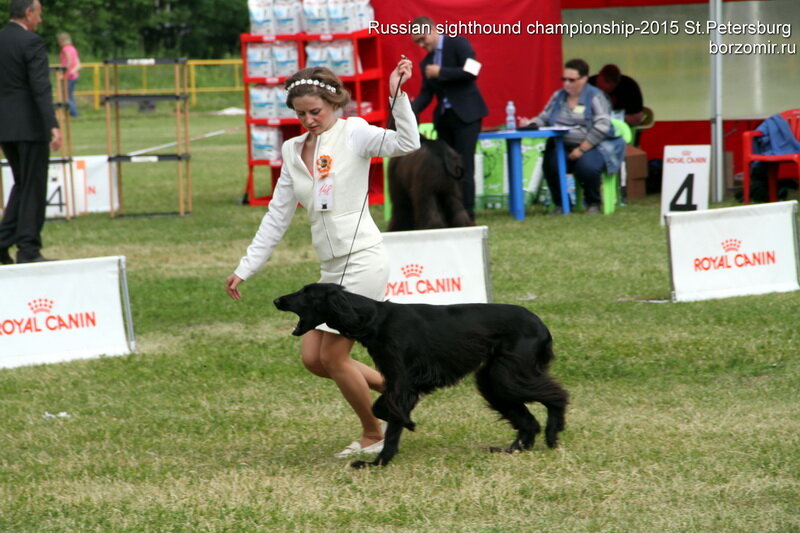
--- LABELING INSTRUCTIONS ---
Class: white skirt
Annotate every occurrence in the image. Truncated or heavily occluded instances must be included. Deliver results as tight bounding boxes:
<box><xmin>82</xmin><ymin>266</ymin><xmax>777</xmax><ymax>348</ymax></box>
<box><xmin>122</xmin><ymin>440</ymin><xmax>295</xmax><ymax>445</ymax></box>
<box><xmin>316</xmin><ymin>243</ymin><xmax>388</xmax><ymax>334</ymax></box>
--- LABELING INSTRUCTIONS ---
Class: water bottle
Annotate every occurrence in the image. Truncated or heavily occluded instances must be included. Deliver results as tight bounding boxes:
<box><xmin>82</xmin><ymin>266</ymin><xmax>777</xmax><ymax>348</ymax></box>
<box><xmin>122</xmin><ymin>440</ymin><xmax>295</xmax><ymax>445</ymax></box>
<box><xmin>505</xmin><ymin>100</ymin><xmax>516</xmax><ymax>130</ymax></box>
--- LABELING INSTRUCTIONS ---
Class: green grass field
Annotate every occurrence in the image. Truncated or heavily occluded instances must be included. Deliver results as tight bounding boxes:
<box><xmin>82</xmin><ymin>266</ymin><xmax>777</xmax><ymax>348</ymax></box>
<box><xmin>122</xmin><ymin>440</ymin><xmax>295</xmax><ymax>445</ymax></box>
<box><xmin>1</xmin><ymin>110</ymin><xmax>798</xmax><ymax>532</ymax></box>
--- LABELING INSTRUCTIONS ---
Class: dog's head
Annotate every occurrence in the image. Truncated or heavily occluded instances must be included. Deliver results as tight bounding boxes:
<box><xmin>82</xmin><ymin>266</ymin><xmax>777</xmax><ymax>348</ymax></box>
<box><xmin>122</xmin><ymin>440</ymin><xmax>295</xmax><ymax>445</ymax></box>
<box><xmin>273</xmin><ymin>283</ymin><xmax>376</xmax><ymax>339</ymax></box>
<box><xmin>423</xmin><ymin>138</ymin><xmax>463</xmax><ymax>181</ymax></box>
<box><xmin>274</xmin><ymin>283</ymin><xmax>340</xmax><ymax>336</ymax></box>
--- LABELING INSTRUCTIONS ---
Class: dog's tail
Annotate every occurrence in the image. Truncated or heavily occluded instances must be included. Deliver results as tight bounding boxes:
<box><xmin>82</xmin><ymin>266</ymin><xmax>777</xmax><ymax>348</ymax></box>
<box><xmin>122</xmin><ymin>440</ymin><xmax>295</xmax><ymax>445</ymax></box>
<box><xmin>535</xmin><ymin>335</ymin><xmax>556</xmax><ymax>374</ymax></box>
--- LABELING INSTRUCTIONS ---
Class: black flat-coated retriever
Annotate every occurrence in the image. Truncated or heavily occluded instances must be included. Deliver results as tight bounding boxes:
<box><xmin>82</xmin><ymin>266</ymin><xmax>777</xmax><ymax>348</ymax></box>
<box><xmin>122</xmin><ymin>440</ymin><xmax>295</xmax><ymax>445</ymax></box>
<box><xmin>273</xmin><ymin>283</ymin><xmax>569</xmax><ymax>468</ymax></box>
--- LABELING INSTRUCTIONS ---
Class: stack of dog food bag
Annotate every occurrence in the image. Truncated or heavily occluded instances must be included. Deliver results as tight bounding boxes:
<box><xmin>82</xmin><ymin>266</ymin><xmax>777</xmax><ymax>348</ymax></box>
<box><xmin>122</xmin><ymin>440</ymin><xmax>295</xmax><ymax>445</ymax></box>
<box><xmin>246</xmin><ymin>0</ymin><xmax>375</xmax><ymax>162</ymax></box>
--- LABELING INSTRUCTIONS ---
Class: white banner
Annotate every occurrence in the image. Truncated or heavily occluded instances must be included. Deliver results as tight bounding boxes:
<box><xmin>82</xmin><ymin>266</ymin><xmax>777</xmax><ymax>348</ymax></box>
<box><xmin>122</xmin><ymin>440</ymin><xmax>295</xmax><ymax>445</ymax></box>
<box><xmin>0</xmin><ymin>256</ymin><xmax>135</xmax><ymax>368</ymax></box>
<box><xmin>2</xmin><ymin>155</ymin><xmax>118</xmax><ymax>218</ymax></box>
<box><xmin>660</xmin><ymin>145</ymin><xmax>711</xmax><ymax>224</ymax></box>
<box><xmin>666</xmin><ymin>201</ymin><xmax>800</xmax><ymax>302</ymax></box>
<box><xmin>382</xmin><ymin>226</ymin><xmax>492</xmax><ymax>304</ymax></box>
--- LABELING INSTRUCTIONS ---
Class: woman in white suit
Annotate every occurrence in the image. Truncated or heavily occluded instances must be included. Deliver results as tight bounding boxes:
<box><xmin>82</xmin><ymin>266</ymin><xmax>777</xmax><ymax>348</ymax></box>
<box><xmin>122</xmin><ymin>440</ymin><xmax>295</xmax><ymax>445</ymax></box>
<box><xmin>226</xmin><ymin>60</ymin><xmax>419</xmax><ymax>458</ymax></box>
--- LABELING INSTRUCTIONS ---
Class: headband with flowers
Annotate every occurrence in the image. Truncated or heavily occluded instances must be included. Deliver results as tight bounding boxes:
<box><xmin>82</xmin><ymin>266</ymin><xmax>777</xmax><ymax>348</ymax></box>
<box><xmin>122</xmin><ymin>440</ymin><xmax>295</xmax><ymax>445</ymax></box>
<box><xmin>287</xmin><ymin>79</ymin><xmax>337</xmax><ymax>94</ymax></box>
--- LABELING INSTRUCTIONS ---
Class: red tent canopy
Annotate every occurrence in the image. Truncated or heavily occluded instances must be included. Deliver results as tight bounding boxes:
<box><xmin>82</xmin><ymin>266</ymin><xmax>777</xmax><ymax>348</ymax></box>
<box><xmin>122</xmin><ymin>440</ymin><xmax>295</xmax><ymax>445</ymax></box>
<box><xmin>562</xmin><ymin>0</ymin><xmax>756</xmax><ymax>7</ymax></box>
<box><xmin>372</xmin><ymin>0</ymin><xmax>562</xmax><ymax>128</ymax></box>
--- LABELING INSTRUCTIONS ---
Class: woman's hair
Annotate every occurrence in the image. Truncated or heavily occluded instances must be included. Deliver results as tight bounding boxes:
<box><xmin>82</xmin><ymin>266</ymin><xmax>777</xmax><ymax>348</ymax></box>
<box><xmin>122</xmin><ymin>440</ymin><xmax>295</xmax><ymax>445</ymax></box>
<box><xmin>285</xmin><ymin>67</ymin><xmax>350</xmax><ymax>110</ymax></box>
<box><xmin>564</xmin><ymin>58</ymin><xmax>589</xmax><ymax>78</ymax></box>
<box><xmin>56</xmin><ymin>32</ymin><xmax>72</xmax><ymax>46</ymax></box>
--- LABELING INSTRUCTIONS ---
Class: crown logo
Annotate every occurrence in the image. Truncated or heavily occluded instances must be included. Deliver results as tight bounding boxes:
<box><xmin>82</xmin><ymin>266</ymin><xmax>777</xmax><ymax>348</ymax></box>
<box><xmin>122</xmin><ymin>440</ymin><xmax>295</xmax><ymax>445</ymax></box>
<box><xmin>400</xmin><ymin>264</ymin><xmax>424</xmax><ymax>278</ymax></box>
<box><xmin>721</xmin><ymin>239</ymin><xmax>741</xmax><ymax>253</ymax></box>
<box><xmin>28</xmin><ymin>298</ymin><xmax>54</xmax><ymax>314</ymax></box>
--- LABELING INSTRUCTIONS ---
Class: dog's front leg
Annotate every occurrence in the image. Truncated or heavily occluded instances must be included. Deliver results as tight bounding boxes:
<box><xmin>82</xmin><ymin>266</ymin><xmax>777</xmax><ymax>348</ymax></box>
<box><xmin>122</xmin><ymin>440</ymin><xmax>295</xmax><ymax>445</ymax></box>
<box><xmin>351</xmin><ymin>390</ymin><xmax>419</xmax><ymax>468</ymax></box>
<box><xmin>351</xmin><ymin>419</ymin><xmax>403</xmax><ymax>468</ymax></box>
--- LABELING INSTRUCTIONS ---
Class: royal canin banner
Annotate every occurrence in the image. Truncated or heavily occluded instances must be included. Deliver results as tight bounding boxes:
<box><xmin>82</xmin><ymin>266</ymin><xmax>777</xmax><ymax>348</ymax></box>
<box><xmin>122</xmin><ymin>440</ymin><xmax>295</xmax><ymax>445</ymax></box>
<box><xmin>666</xmin><ymin>201</ymin><xmax>800</xmax><ymax>302</ymax></box>
<box><xmin>0</xmin><ymin>256</ymin><xmax>135</xmax><ymax>369</ymax></box>
<box><xmin>381</xmin><ymin>226</ymin><xmax>492</xmax><ymax>304</ymax></box>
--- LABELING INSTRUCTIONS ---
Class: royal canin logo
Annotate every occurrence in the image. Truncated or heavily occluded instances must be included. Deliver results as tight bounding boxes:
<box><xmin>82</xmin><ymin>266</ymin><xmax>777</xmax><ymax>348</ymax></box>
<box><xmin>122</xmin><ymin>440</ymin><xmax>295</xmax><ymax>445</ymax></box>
<box><xmin>693</xmin><ymin>239</ymin><xmax>776</xmax><ymax>272</ymax></box>
<box><xmin>28</xmin><ymin>298</ymin><xmax>54</xmax><ymax>314</ymax></box>
<box><xmin>385</xmin><ymin>263</ymin><xmax>463</xmax><ymax>297</ymax></box>
<box><xmin>400</xmin><ymin>264</ymin><xmax>424</xmax><ymax>278</ymax></box>
<box><xmin>720</xmin><ymin>239</ymin><xmax>741</xmax><ymax>253</ymax></box>
<box><xmin>0</xmin><ymin>299</ymin><xmax>97</xmax><ymax>337</ymax></box>
<box><xmin>667</xmin><ymin>149</ymin><xmax>707</xmax><ymax>164</ymax></box>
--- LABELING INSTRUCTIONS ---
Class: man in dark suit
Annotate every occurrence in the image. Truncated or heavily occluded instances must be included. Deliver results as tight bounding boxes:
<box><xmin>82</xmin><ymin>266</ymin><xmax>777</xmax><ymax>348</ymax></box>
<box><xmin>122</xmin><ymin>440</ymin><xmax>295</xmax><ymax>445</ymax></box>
<box><xmin>0</xmin><ymin>0</ymin><xmax>62</xmax><ymax>265</ymax></box>
<box><xmin>410</xmin><ymin>16</ymin><xmax>488</xmax><ymax>221</ymax></box>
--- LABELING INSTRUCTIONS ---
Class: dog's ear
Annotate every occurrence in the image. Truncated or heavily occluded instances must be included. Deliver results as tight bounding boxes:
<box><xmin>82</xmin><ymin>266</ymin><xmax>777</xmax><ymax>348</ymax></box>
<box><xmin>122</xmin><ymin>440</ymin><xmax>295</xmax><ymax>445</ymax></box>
<box><xmin>443</xmin><ymin>148</ymin><xmax>463</xmax><ymax>180</ymax></box>
<box><xmin>325</xmin><ymin>287</ymin><xmax>376</xmax><ymax>339</ymax></box>
<box><xmin>326</xmin><ymin>287</ymin><xmax>359</xmax><ymax>326</ymax></box>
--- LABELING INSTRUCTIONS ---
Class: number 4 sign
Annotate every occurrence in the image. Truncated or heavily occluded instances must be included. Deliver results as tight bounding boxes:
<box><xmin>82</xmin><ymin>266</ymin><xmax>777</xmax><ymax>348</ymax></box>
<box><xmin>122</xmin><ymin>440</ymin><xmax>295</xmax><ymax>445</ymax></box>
<box><xmin>660</xmin><ymin>145</ymin><xmax>711</xmax><ymax>224</ymax></box>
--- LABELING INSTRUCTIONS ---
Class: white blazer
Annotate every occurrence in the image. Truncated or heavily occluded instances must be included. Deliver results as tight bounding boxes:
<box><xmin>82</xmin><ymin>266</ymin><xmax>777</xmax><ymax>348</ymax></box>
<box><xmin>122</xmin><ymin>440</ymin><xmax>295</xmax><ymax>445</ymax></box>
<box><xmin>234</xmin><ymin>93</ymin><xmax>420</xmax><ymax>280</ymax></box>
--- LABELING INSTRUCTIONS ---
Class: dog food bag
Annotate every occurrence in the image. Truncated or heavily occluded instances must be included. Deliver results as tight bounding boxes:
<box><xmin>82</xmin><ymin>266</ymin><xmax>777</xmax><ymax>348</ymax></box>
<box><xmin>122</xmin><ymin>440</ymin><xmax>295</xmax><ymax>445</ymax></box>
<box><xmin>250</xmin><ymin>85</ymin><xmax>277</xmax><ymax>119</ymax></box>
<box><xmin>521</xmin><ymin>138</ymin><xmax>546</xmax><ymax>204</ymax></box>
<box><xmin>343</xmin><ymin>100</ymin><xmax>372</xmax><ymax>117</ymax></box>
<box><xmin>247</xmin><ymin>43</ymin><xmax>274</xmax><ymax>78</ymax></box>
<box><xmin>478</xmin><ymin>139</ymin><xmax>509</xmax><ymax>209</ymax></box>
<box><xmin>273</xmin><ymin>87</ymin><xmax>296</xmax><ymax>119</ymax></box>
<box><xmin>274</xmin><ymin>0</ymin><xmax>303</xmax><ymax>35</ymax></box>
<box><xmin>328</xmin><ymin>40</ymin><xmax>356</xmax><ymax>76</ymax></box>
<box><xmin>272</xmin><ymin>42</ymin><xmax>299</xmax><ymax>76</ymax></box>
<box><xmin>302</xmin><ymin>0</ymin><xmax>329</xmax><ymax>34</ymax></box>
<box><xmin>305</xmin><ymin>41</ymin><xmax>331</xmax><ymax>70</ymax></box>
<box><xmin>251</xmin><ymin>126</ymin><xmax>283</xmax><ymax>161</ymax></box>
<box><xmin>327</xmin><ymin>0</ymin><xmax>352</xmax><ymax>33</ymax></box>
<box><xmin>249</xmin><ymin>0</ymin><xmax>276</xmax><ymax>35</ymax></box>
<box><xmin>351</xmin><ymin>0</ymin><xmax>374</xmax><ymax>31</ymax></box>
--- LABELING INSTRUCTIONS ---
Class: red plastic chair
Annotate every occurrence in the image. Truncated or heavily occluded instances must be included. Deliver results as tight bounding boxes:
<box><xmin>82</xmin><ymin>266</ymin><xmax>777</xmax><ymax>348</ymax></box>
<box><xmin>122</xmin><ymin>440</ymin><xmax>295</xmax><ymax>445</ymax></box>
<box><xmin>742</xmin><ymin>109</ymin><xmax>800</xmax><ymax>204</ymax></box>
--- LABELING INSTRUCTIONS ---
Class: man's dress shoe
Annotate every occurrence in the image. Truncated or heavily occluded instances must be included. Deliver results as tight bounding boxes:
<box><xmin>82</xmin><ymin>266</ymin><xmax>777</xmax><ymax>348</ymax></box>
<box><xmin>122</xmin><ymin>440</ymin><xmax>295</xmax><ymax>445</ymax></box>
<box><xmin>16</xmin><ymin>252</ymin><xmax>54</xmax><ymax>264</ymax></box>
<box><xmin>0</xmin><ymin>248</ymin><xmax>13</xmax><ymax>265</ymax></box>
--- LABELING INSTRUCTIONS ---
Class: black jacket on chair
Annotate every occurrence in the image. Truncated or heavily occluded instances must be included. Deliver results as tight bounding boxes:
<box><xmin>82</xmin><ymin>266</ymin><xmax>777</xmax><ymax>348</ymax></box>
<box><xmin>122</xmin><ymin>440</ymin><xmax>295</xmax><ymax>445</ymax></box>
<box><xmin>0</xmin><ymin>22</ymin><xmax>58</xmax><ymax>143</ymax></box>
<box><xmin>412</xmin><ymin>35</ymin><xmax>488</xmax><ymax>127</ymax></box>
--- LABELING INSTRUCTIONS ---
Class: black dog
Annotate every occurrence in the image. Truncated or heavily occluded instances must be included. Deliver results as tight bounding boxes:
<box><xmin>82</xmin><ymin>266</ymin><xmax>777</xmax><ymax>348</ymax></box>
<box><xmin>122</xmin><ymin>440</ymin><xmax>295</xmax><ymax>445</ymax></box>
<box><xmin>387</xmin><ymin>136</ymin><xmax>473</xmax><ymax>231</ymax></box>
<box><xmin>274</xmin><ymin>283</ymin><xmax>569</xmax><ymax>468</ymax></box>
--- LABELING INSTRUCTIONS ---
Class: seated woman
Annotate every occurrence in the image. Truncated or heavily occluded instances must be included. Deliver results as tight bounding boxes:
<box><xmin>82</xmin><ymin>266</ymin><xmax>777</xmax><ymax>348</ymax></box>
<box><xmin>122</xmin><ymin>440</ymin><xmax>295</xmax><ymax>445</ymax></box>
<box><xmin>520</xmin><ymin>58</ymin><xmax>625</xmax><ymax>214</ymax></box>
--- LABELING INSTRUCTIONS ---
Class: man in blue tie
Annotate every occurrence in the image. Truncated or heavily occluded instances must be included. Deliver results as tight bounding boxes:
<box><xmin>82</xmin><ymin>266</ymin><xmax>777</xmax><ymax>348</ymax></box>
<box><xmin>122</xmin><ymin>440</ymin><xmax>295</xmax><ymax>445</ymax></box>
<box><xmin>411</xmin><ymin>16</ymin><xmax>488</xmax><ymax>221</ymax></box>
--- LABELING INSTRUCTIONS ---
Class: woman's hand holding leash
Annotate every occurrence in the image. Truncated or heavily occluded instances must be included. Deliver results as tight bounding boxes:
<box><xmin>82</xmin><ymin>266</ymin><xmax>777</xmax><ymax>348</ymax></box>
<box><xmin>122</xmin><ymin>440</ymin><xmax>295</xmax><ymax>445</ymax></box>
<box><xmin>389</xmin><ymin>55</ymin><xmax>412</xmax><ymax>95</ymax></box>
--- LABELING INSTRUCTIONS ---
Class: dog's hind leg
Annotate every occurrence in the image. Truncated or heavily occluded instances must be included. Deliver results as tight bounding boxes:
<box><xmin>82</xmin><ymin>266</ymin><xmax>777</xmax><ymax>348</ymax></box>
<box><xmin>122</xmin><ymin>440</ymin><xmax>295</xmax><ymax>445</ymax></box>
<box><xmin>476</xmin><ymin>364</ymin><xmax>541</xmax><ymax>453</ymax></box>
<box><xmin>539</xmin><ymin>379</ymin><xmax>569</xmax><ymax>448</ymax></box>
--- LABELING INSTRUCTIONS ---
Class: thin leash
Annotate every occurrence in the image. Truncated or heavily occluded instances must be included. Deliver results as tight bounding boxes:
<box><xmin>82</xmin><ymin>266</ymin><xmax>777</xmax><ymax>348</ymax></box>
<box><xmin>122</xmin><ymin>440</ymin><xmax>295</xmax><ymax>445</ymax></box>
<box><xmin>338</xmin><ymin>70</ymin><xmax>405</xmax><ymax>287</ymax></box>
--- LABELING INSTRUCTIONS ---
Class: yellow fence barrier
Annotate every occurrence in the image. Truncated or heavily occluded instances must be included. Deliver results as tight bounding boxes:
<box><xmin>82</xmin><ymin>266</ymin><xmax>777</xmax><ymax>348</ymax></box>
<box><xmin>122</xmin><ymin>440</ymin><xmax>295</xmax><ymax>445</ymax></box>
<box><xmin>62</xmin><ymin>59</ymin><xmax>243</xmax><ymax>109</ymax></box>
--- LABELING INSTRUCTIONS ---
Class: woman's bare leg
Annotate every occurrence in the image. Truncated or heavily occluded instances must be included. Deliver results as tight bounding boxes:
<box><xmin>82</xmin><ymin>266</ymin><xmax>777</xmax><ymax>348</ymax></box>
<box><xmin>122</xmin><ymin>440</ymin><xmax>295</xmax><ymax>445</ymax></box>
<box><xmin>301</xmin><ymin>332</ymin><xmax>384</xmax><ymax>392</ymax></box>
<box><xmin>316</xmin><ymin>332</ymin><xmax>383</xmax><ymax>446</ymax></box>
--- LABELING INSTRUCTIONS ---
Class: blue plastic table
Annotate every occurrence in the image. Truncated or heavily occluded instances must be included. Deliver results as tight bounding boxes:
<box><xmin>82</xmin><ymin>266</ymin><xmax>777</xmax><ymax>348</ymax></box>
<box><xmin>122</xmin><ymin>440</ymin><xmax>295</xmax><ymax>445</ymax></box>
<box><xmin>478</xmin><ymin>129</ymin><xmax>569</xmax><ymax>219</ymax></box>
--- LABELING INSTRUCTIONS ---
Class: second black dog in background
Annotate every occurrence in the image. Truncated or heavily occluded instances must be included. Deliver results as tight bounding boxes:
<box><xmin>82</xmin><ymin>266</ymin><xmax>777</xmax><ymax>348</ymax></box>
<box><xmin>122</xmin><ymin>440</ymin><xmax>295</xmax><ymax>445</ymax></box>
<box><xmin>387</xmin><ymin>136</ymin><xmax>473</xmax><ymax>231</ymax></box>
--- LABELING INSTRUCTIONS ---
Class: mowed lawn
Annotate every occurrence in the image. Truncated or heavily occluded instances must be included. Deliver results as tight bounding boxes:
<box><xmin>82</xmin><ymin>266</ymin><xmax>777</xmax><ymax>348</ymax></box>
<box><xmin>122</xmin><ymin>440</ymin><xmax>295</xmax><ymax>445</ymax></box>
<box><xmin>1</xmin><ymin>109</ymin><xmax>798</xmax><ymax>532</ymax></box>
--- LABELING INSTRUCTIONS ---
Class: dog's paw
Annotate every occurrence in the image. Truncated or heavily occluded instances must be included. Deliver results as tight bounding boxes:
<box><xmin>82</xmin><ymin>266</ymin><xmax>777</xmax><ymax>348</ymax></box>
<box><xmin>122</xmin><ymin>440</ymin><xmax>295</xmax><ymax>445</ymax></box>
<box><xmin>350</xmin><ymin>460</ymin><xmax>369</xmax><ymax>469</ymax></box>
<box><xmin>488</xmin><ymin>445</ymin><xmax>524</xmax><ymax>454</ymax></box>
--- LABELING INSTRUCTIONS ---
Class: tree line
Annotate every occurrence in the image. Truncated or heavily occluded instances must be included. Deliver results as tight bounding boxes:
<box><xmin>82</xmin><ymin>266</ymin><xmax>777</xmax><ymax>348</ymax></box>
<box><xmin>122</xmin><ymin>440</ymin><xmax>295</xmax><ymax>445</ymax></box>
<box><xmin>36</xmin><ymin>0</ymin><xmax>249</xmax><ymax>59</ymax></box>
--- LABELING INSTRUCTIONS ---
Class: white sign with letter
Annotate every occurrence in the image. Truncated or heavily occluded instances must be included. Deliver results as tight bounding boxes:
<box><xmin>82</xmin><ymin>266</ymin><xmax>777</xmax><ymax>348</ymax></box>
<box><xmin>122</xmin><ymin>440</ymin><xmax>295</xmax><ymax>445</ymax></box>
<box><xmin>2</xmin><ymin>155</ymin><xmax>119</xmax><ymax>218</ymax></box>
<box><xmin>665</xmin><ymin>201</ymin><xmax>800</xmax><ymax>302</ymax></box>
<box><xmin>660</xmin><ymin>145</ymin><xmax>711</xmax><ymax>224</ymax></box>
<box><xmin>0</xmin><ymin>256</ymin><xmax>135</xmax><ymax>369</ymax></box>
<box><xmin>382</xmin><ymin>226</ymin><xmax>492</xmax><ymax>304</ymax></box>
